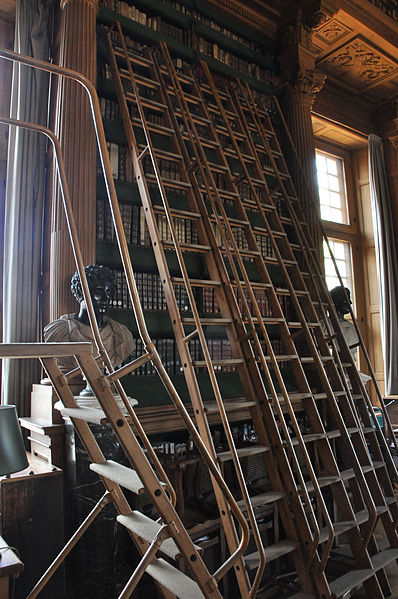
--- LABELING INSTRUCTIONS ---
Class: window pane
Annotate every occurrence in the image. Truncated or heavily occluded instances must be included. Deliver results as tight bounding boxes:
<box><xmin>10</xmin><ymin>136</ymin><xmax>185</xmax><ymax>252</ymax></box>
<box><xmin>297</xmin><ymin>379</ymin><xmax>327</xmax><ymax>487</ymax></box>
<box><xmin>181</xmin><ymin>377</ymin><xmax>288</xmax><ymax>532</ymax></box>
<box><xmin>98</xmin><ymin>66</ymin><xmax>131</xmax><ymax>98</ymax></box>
<box><xmin>316</xmin><ymin>150</ymin><xmax>349</xmax><ymax>225</ymax></box>
<box><xmin>323</xmin><ymin>238</ymin><xmax>353</xmax><ymax>294</ymax></box>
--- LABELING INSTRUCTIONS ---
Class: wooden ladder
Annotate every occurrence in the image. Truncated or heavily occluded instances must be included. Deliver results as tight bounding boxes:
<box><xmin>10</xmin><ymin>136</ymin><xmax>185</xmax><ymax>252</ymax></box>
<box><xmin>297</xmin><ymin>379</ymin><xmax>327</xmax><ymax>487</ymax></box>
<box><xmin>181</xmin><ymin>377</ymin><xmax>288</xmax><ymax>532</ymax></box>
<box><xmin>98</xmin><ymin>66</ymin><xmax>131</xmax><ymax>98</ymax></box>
<box><xmin>146</xmin><ymin>39</ymin><xmax>398</xmax><ymax>598</ymax></box>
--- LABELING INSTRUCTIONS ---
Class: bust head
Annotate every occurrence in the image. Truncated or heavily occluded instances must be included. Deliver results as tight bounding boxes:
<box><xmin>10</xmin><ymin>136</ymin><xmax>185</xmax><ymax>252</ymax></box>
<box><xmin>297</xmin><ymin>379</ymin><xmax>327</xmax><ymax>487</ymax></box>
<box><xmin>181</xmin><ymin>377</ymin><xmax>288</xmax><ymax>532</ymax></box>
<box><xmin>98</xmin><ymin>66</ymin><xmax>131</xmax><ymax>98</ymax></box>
<box><xmin>71</xmin><ymin>265</ymin><xmax>116</xmax><ymax>328</ymax></box>
<box><xmin>330</xmin><ymin>286</ymin><xmax>351</xmax><ymax>320</ymax></box>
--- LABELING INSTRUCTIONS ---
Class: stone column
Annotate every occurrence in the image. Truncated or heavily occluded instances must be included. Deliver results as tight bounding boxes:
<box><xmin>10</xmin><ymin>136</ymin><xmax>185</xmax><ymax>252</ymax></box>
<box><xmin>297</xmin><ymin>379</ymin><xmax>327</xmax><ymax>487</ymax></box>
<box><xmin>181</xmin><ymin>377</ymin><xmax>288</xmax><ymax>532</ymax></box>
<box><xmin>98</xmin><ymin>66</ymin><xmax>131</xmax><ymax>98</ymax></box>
<box><xmin>278</xmin><ymin>7</ymin><xmax>327</xmax><ymax>256</ymax></box>
<box><xmin>50</xmin><ymin>0</ymin><xmax>98</xmax><ymax>320</ymax></box>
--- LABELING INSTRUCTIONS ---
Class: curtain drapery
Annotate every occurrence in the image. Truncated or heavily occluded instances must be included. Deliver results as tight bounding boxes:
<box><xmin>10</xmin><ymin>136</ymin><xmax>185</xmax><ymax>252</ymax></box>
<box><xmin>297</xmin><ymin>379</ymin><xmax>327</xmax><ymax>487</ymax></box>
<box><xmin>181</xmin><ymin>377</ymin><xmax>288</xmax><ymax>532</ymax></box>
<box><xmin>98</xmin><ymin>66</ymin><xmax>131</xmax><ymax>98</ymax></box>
<box><xmin>2</xmin><ymin>0</ymin><xmax>52</xmax><ymax>413</ymax></box>
<box><xmin>368</xmin><ymin>133</ymin><xmax>398</xmax><ymax>395</ymax></box>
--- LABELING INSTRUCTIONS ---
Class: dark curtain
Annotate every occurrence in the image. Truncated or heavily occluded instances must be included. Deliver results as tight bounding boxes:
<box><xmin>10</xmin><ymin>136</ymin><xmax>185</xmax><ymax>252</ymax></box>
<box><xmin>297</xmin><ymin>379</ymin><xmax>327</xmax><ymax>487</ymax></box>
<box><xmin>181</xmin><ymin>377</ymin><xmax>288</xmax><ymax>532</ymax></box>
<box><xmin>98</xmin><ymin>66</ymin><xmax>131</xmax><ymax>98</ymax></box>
<box><xmin>368</xmin><ymin>133</ymin><xmax>398</xmax><ymax>395</ymax></box>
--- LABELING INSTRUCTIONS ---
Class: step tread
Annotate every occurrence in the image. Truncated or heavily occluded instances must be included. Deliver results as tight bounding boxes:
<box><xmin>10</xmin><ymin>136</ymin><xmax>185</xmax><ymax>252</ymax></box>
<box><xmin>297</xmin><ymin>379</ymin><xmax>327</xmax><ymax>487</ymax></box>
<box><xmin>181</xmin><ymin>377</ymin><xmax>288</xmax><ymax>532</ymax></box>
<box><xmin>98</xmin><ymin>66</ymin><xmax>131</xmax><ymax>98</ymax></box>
<box><xmin>117</xmin><ymin>511</ymin><xmax>195</xmax><ymax>560</ymax></box>
<box><xmin>371</xmin><ymin>547</ymin><xmax>398</xmax><ymax>570</ymax></box>
<box><xmin>244</xmin><ymin>540</ymin><xmax>298</xmax><ymax>570</ymax></box>
<box><xmin>60</xmin><ymin>406</ymin><xmax>107</xmax><ymax>424</ymax></box>
<box><xmin>329</xmin><ymin>568</ymin><xmax>373</xmax><ymax>598</ymax></box>
<box><xmin>90</xmin><ymin>460</ymin><xmax>160</xmax><ymax>495</ymax></box>
<box><xmin>217</xmin><ymin>444</ymin><xmax>270</xmax><ymax>462</ymax></box>
<box><xmin>237</xmin><ymin>491</ymin><xmax>285</xmax><ymax>510</ymax></box>
<box><xmin>146</xmin><ymin>558</ymin><xmax>206</xmax><ymax>599</ymax></box>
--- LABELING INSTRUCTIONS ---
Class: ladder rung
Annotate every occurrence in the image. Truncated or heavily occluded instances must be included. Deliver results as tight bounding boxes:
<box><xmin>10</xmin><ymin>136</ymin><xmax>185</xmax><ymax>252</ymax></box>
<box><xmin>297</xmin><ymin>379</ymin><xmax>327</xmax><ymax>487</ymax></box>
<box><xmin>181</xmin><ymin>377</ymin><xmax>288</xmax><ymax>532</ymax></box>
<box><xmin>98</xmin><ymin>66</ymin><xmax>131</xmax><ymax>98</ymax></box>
<box><xmin>146</xmin><ymin>173</ymin><xmax>191</xmax><ymax>189</ymax></box>
<box><xmin>125</xmin><ymin>91</ymin><xmax>166</xmax><ymax>113</ymax></box>
<box><xmin>204</xmin><ymin>399</ymin><xmax>256</xmax><ymax>414</ymax></box>
<box><xmin>172</xmin><ymin>277</ymin><xmax>221</xmax><ymax>288</ymax></box>
<box><xmin>120</xmin><ymin>68</ymin><xmax>160</xmax><ymax>90</ymax></box>
<box><xmin>244</xmin><ymin>540</ymin><xmax>297</xmax><ymax>570</ymax></box>
<box><xmin>162</xmin><ymin>241</ymin><xmax>210</xmax><ymax>253</ymax></box>
<box><xmin>155</xmin><ymin>206</ymin><xmax>201</xmax><ymax>219</ymax></box>
<box><xmin>318</xmin><ymin>518</ymin><xmax>360</xmax><ymax>544</ymax></box>
<box><xmin>117</xmin><ymin>511</ymin><xmax>201</xmax><ymax>560</ymax></box>
<box><xmin>217</xmin><ymin>444</ymin><xmax>270</xmax><ymax>462</ymax></box>
<box><xmin>90</xmin><ymin>460</ymin><xmax>165</xmax><ymax>495</ymax></box>
<box><xmin>192</xmin><ymin>358</ymin><xmax>244</xmax><ymax>368</ymax></box>
<box><xmin>146</xmin><ymin>558</ymin><xmax>207</xmax><ymax>599</ymax></box>
<box><xmin>181</xmin><ymin>317</ymin><xmax>232</xmax><ymax>325</ymax></box>
<box><xmin>237</xmin><ymin>491</ymin><xmax>285</xmax><ymax>510</ymax></box>
<box><xmin>132</xmin><ymin>117</ymin><xmax>174</xmax><ymax>136</ymax></box>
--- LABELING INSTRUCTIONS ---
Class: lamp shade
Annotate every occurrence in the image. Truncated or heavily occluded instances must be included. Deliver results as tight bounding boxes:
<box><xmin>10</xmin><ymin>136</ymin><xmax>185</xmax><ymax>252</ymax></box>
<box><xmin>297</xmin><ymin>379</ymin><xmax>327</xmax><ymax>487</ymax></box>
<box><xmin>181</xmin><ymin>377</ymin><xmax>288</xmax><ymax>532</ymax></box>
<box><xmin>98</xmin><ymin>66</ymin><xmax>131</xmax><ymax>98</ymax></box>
<box><xmin>0</xmin><ymin>405</ymin><xmax>29</xmax><ymax>476</ymax></box>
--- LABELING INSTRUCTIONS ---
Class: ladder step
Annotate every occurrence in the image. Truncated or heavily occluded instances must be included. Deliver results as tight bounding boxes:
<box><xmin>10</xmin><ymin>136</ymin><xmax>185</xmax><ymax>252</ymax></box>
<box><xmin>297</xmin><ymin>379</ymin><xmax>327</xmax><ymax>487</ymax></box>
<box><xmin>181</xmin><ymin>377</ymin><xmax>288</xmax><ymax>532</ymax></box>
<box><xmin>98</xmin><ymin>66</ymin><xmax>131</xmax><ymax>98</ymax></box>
<box><xmin>204</xmin><ymin>399</ymin><xmax>256</xmax><ymax>414</ymax></box>
<box><xmin>146</xmin><ymin>558</ymin><xmax>207</xmax><ymax>599</ymax></box>
<box><xmin>237</xmin><ymin>491</ymin><xmax>285</xmax><ymax>510</ymax></box>
<box><xmin>217</xmin><ymin>444</ymin><xmax>270</xmax><ymax>462</ymax></box>
<box><xmin>328</xmin><ymin>568</ymin><xmax>374</xmax><ymax>598</ymax></box>
<box><xmin>172</xmin><ymin>277</ymin><xmax>221</xmax><ymax>288</ymax></box>
<box><xmin>59</xmin><ymin>406</ymin><xmax>107</xmax><ymax>424</ymax></box>
<box><xmin>371</xmin><ymin>547</ymin><xmax>398</xmax><ymax>570</ymax></box>
<box><xmin>192</xmin><ymin>358</ymin><xmax>244</xmax><ymax>367</ymax></box>
<box><xmin>244</xmin><ymin>540</ymin><xmax>297</xmax><ymax>570</ymax></box>
<box><xmin>90</xmin><ymin>460</ymin><xmax>165</xmax><ymax>495</ymax></box>
<box><xmin>117</xmin><ymin>511</ymin><xmax>199</xmax><ymax>560</ymax></box>
<box><xmin>181</xmin><ymin>317</ymin><xmax>232</xmax><ymax>325</ymax></box>
<box><xmin>162</xmin><ymin>241</ymin><xmax>211</xmax><ymax>253</ymax></box>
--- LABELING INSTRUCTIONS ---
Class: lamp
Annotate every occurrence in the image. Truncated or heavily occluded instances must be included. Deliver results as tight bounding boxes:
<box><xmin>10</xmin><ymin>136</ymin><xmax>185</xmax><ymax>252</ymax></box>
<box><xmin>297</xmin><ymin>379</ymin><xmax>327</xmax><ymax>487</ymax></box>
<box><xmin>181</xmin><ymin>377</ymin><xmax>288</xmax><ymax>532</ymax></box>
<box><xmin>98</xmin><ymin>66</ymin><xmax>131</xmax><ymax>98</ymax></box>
<box><xmin>0</xmin><ymin>405</ymin><xmax>29</xmax><ymax>477</ymax></box>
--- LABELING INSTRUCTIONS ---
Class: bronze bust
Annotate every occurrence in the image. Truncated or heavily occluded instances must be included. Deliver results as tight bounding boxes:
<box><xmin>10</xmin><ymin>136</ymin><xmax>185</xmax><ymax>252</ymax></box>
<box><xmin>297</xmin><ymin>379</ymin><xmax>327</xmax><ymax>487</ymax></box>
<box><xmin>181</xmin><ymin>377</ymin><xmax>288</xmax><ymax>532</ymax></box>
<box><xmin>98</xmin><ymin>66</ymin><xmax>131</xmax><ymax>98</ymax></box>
<box><xmin>44</xmin><ymin>265</ymin><xmax>135</xmax><ymax>378</ymax></box>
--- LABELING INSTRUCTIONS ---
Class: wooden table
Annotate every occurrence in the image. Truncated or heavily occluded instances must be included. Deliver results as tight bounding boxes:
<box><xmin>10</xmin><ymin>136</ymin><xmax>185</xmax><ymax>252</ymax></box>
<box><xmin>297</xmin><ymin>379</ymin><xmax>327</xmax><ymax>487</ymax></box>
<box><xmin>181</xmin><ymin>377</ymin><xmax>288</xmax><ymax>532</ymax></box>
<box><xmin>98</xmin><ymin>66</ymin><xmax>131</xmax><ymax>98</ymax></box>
<box><xmin>0</xmin><ymin>535</ymin><xmax>23</xmax><ymax>599</ymax></box>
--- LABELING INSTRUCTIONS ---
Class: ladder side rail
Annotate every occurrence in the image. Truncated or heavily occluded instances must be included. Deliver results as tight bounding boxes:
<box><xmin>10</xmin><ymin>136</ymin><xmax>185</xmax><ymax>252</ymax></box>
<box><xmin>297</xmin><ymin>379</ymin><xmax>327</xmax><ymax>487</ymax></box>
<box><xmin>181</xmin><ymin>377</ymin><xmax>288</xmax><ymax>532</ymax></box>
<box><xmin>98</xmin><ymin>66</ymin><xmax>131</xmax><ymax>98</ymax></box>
<box><xmin>252</xmin><ymin>91</ymin><xmax>398</xmax><ymax>485</ymax></box>
<box><xmin>106</xmin><ymin>24</ymin><xmax>252</xmax><ymax>583</ymax></box>
<box><xmin>271</xmin><ymin>92</ymin><xmax>398</xmax><ymax>455</ymax></box>
<box><xmin>193</xmin><ymin>62</ymin><xmax>343</xmax><ymax>566</ymax></box>
<box><xmin>231</xmin><ymin>83</ymin><xmax>383</xmax><ymax>544</ymax></box>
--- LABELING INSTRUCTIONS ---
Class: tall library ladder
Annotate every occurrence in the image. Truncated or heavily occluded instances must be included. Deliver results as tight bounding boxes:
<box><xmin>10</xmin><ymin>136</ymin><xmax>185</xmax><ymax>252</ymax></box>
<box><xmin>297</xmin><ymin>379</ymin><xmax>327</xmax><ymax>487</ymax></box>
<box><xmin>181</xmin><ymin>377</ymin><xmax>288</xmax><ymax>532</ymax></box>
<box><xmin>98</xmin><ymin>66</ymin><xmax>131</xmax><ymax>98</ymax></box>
<box><xmin>105</xmin><ymin>20</ymin><xmax>398</xmax><ymax>599</ymax></box>
<box><xmin>154</xmin><ymin>45</ymin><xmax>398</xmax><ymax>599</ymax></box>
<box><xmin>0</xmin><ymin>47</ymin><xmax>249</xmax><ymax>599</ymax></box>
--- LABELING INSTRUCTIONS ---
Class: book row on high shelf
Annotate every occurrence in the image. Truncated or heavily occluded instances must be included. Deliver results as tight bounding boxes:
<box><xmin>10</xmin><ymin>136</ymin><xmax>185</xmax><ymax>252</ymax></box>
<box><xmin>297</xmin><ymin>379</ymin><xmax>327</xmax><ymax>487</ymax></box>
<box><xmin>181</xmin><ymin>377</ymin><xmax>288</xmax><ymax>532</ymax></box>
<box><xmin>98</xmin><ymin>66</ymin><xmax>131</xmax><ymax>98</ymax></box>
<box><xmin>108</xmin><ymin>267</ymin><xmax>295</xmax><ymax>317</ymax></box>
<box><xmin>99</xmin><ymin>3</ymin><xmax>273</xmax><ymax>84</ymax></box>
<box><xmin>124</xmin><ymin>337</ymin><xmax>288</xmax><ymax>376</ymax></box>
<box><xmin>100</xmin><ymin>0</ymin><xmax>272</xmax><ymax>51</ymax></box>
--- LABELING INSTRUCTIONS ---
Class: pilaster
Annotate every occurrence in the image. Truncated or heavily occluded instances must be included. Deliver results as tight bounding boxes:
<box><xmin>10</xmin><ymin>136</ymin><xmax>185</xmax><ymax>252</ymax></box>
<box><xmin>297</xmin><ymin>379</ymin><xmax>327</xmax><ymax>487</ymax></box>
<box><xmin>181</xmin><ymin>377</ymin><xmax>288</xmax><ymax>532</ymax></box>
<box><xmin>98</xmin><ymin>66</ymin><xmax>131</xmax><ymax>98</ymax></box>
<box><xmin>278</xmin><ymin>3</ymin><xmax>328</xmax><ymax>256</ymax></box>
<box><xmin>50</xmin><ymin>0</ymin><xmax>98</xmax><ymax>320</ymax></box>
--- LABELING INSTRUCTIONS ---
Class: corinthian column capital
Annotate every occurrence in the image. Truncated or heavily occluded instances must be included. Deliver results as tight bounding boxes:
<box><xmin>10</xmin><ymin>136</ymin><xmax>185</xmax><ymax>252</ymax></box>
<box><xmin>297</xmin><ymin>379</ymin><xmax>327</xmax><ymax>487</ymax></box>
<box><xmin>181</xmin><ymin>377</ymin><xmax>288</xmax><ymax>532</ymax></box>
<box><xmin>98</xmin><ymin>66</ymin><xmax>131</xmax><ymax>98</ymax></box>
<box><xmin>286</xmin><ymin>68</ymin><xmax>327</xmax><ymax>107</ymax></box>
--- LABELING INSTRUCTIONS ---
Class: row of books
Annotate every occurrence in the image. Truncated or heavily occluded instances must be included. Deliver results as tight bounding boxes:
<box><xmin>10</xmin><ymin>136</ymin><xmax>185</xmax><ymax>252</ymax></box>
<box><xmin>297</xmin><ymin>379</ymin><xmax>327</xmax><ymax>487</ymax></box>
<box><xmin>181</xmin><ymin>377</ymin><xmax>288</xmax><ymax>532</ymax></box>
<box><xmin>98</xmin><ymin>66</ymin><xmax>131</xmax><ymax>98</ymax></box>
<box><xmin>125</xmin><ymin>337</ymin><xmax>240</xmax><ymax>375</ymax></box>
<box><xmin>97</xmin><ymin>199</ymin><xmax>199</xmax><ymax>246</ymax></box>
<box><xmin>101</xmin><ymin>7</ymin><xmax>273</xmax><ymax>85</ymax></box>
<box><xmin>108</xmin><ymin>265</ymin><xmax>296</xmax><ymax>321</ymax></box>
<box><xmin>124</xmin><ymin>335</ymin><xmax>290</xmax><ymax>377</ymax></box>
<box><xmin>110</xmin><ymin>270</ymin><xmax>191</xmax><ymax>312</ymax></box>
<box><xmin>100</xmin><ymin>0</ymin><xmax>272</xmax><ymax>59</ymax></box>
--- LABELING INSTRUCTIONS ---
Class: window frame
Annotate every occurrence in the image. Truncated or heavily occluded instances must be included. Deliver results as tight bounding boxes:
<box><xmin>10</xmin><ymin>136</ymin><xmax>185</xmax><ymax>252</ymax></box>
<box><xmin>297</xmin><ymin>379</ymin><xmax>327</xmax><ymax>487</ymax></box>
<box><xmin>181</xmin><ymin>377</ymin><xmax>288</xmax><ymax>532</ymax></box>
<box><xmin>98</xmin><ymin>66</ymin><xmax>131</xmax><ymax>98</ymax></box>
<box><xmin>315</xmin><ymin>141</ymin><xmax>364</xmax><ymax>316</ymax></box>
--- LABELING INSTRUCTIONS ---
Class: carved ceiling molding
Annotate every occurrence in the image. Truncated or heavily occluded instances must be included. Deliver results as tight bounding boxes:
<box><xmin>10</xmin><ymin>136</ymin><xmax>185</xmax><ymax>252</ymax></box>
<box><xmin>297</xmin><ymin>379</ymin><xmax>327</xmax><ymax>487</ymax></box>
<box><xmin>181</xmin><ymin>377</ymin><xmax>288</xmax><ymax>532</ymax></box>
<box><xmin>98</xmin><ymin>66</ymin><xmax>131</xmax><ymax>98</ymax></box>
<box><xmin>285</xmin><ymin>68</ymin><xmax>327</xmax><ymax>106</ymax></box>
<box><xmin>313</xmin><ymin>17</ymin><xmax>352</xmax><ymax>45</ymax></box>
<box><xmin>319</xmin><ymin>35</ymin><xmax>398</xmax><ymax>89</ymax></box>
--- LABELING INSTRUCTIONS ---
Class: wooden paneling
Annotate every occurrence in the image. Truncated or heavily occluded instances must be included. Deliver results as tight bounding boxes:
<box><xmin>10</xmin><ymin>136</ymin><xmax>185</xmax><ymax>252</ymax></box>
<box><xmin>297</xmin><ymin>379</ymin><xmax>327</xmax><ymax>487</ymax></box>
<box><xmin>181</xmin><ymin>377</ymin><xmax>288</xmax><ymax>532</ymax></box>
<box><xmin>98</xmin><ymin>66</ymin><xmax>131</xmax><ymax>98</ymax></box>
<box><xmin>353</xmin><ymin>147</ymin><xmax>384</xmax><ymax>402</ymax></box>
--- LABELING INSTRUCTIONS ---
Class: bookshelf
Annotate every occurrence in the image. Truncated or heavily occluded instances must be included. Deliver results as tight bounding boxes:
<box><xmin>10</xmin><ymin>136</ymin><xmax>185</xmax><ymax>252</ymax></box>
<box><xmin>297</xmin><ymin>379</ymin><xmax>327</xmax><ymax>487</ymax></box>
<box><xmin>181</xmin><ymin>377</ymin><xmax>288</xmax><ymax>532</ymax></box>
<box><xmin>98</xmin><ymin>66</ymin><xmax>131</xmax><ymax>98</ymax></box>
<box><xmin>95</xmin><ymin>0</ymin><xmax>286</xmax><ymax>412</ymax></box>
